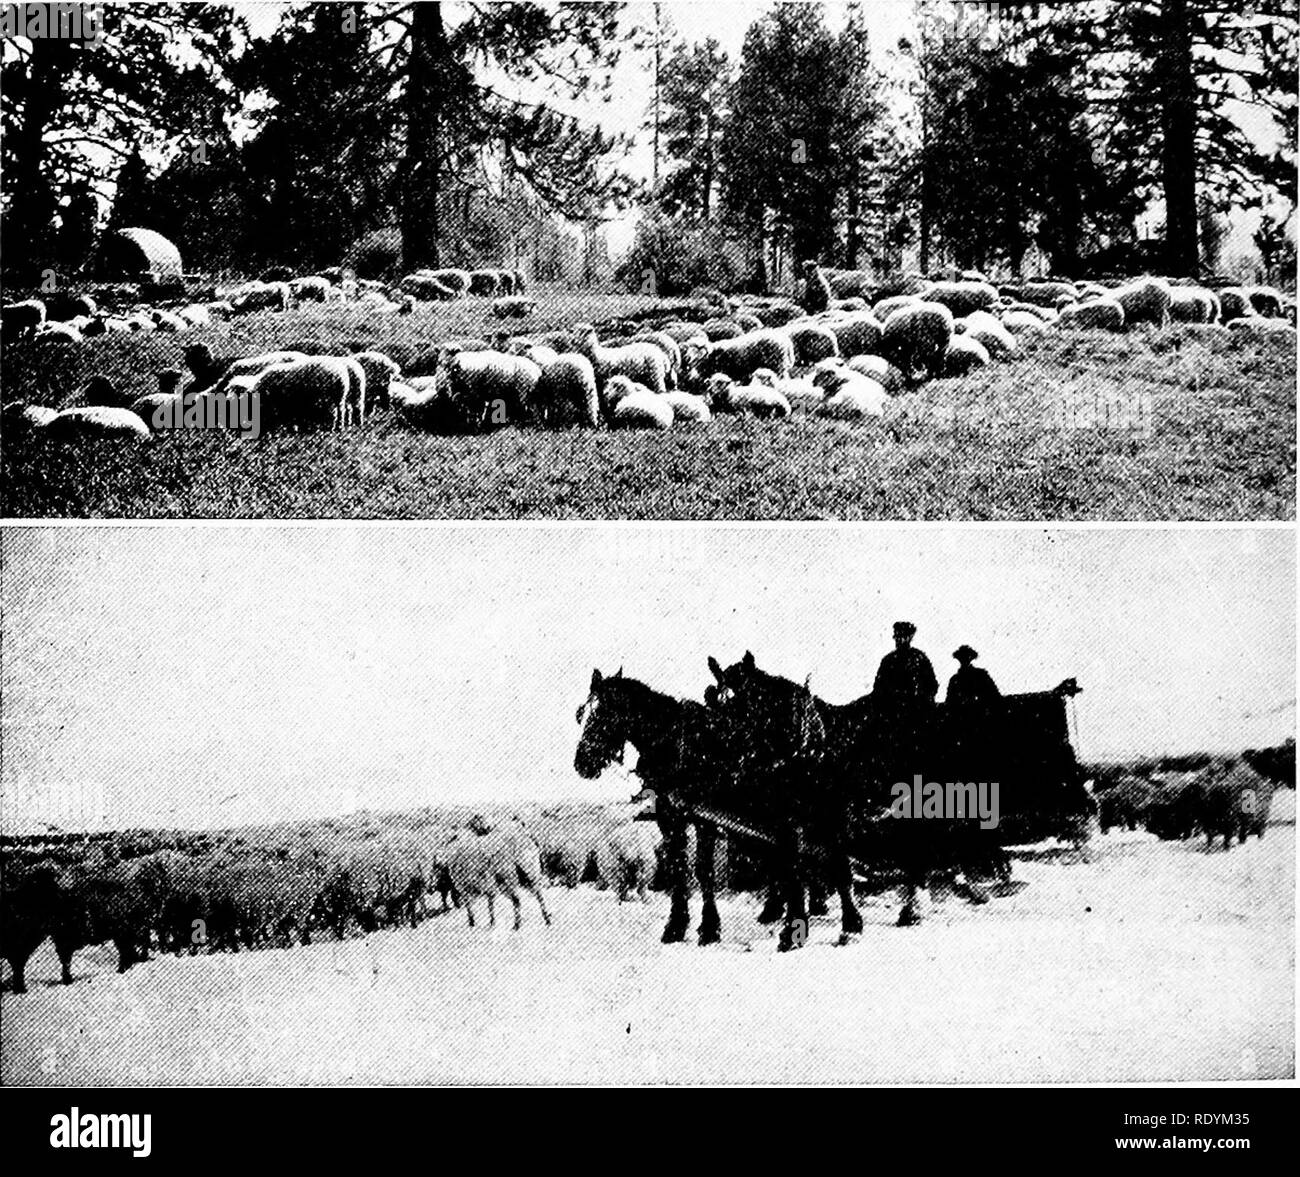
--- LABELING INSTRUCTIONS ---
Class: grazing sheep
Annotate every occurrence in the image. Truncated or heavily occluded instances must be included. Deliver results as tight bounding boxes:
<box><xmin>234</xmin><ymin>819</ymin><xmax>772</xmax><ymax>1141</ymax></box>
<box><xmin>880</xmin><ymin>301</ymin><xmax>954</xmax><ymax>381</ymax></box>
<box><xmin>799</xmin><ymin>260</ymin><xmax>833</xmax><ymax>315</ymax></box>
<box><xmin>1168</xmin><ymin>286</ymin><xmax>1219</xmax><ymax>323</ymax></box>
<box><xmin>958</xmin><ymin>309</ymin><xmax>1017</xmax><ymax>357</ymax></box>
<box><xmin>290</xmin><ymin>275</ymin><xmax>332</xmax><ymax>303</ymax></box>
<box><xmin>424</xmin><ymin>268</ymin><xmax>472</xmax><ymax>295</ymax></box>
<box><xmin>389</xmin><ymin>379</ymin><xmax>456</xmax><ymax>431</ymax></box>
<box><xmin>251</xmin><ymin>356</ymin><xmax>366</xmax><ymax>431</ymax></box>
<box><xmin>662</xmin><ymin>321</ymin><xmax>710</xmax><ymax>347</ymax></box>
<box><xmin>229</xmin><ymin>280</ymin><xmax>291</xmax><ymax>315</ymax></box>
<box><xmin>1227</xmin><ymin>316</ymin><xmax>1296</xmax><ymax>336</ymax></box>
<box><xmin>782</xmin><ymin>319</ymin><xmax>840</xmax><ymax>366</ymax></box>
<box><xmin>44</xmin><ymin>406</ymin><xmax>153</xmax><ymax>442</ymax></box>
<box><xmin>1058</xmin><ymin>297</ymin><xmax>1125</xmax><ymax>331</ymax></box>
<box><xmin>942</xmin><ymin>333</ymin><xmax>992</xmax><ymax>375</ymax></box>
<box><xmin>151</xmin><ymin>309</ymin><xmax>188</xmax><ymax>333</ymax></box>
<box><xmin>492</xmin><ymin>295</ymin><xmax>537</xmax><ymax>319</ymax></box>
<box><xmin>872</xmin><ymin>294</ymin><xmax>919</xmax><ymax>321</ymax></box>
<box><xmin>445</xmin><ymin>822</ymin><xmax>551</xmax><ymax>931</ymax></box>
<box><xmin>628</xmin><ymin>331</ymin><xmax>683</xmax><ymax>387</ymax></box>
<box><xmin>1245</xmin><ymin>285</ymin><xmax>1284</xmax><ymax>318</ymax></box>
<box><xmin>468</xmin><ymin>269</ymin><xmax>501</xmax><ymax>296</ymax></box>
<box><xmin>401</xmin><ymin>272</ymin><xmax>457</xmax><ymax>301</ymax></box>
<box><xmin>177</xmin><ymin>304</ymin><xmax>212</xmax><ymax>328</ymax></box>
<box><xmin>351</xmin><ymin>350</ymin><xmax>401</xmax><ymax>409</ymax></box>
<box><xmin>663</xmin><ymin>389</ymin><xmax>711</xmax><ymax>423</ymax></box>
<box><xmin>702</xmin><ymin>317</ymin><xmax>744</xmax><ymax>342</ymax></box>
<box><xmin>570</xmin><ymin>323</ymin><xmax>670</xmax><ymax>395</ymax></box>
<box><xmin>697</xmin><ymin>329</ymin><xmax>796</xmax><ymax>382</ymax></box>
<box><xmin>1216</xmin><ymin>287</ymin><xmax>1254</xmax><ymax>323</ymax></box>
<box><xmin>919</xmin><ymin>280</ymin><xmax>1000</xmax><ymax>317</ymax></box>
<box><xmin>526</xmin><ymin>348</ymin><xmax>600</xmax><ymax>428</ymax></box>
<box><xmin>605</xmin><ymin>375</ymin><xmax>674</xmax><ymax>429</ymax></box>
<box><xmin>825</xmin><ymin>268</ymin><xmax>874</xmax><ymax>298</ymax></box>
<box><xmin>204</xmin><ymin>350</ymin><xmax>309</xmax><ymax>395</ymax></box>
<box><xmin>1111</xmin><ymin>277</ymin><xmax>1172</xmax><ymax>328</ymax></box>
<box><xmin>748</xmin><ymin>299</ymin><xmax>804</xmax><ymax>328</ymax></box>
<box><xmin>1</xmin><ymin>298</ymin><xmax>46</xmax><ymax>342</ymax></box>
<box><xmin>443</xmin><ymin>350</ymin><xmax>541</xmax><ymax>429</ymax></box>
<box><xmin>205</xmin><ymin>300</ymin><xmax>235</xmax><ymax>321</ymax></box>
<box><xmin>596</xmin><ymin>822</ymin><xmax>662</xmax><ymax>901</ymax></box>
<box><xmin>125</xmin><ymin>313</ymin><xmax>155</xmax><ymax>333</ymax></box>
<box><xmin>706</xmin><ymin>373</ymin><xmax>791</xmax><ymax>419</ymax></box>
<box><xmin>819</xmin><ymin>310</ymin><xmax>883</xmax><ymax>358</ymax></box>
<box><xmin>1010</xmin><ymin>280</ymin><xmax>1079</xmax><ymax>308</ymax></box>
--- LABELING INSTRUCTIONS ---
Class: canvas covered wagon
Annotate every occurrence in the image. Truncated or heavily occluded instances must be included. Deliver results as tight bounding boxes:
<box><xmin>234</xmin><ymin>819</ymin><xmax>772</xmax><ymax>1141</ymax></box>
<box><xmin>97</xmin><ymin>227</ymin><xmax>184</xmax><ymax>284</ymax></box>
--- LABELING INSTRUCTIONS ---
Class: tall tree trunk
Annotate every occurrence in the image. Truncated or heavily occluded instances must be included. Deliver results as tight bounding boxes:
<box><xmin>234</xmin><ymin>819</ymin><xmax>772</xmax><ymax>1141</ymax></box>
<box><xmin>400</xmin><ymin>2</ymin><xmax>447</xmax><ymax>270</ymax></box>
<box><xmin>846</xmin><ymin>178</ymin><xmax>860</xmax><ymax>269</ymax></box>
<box><xmin>1158</xmin><ymin>0</ymin><xmax>1199</xmax><ymax>277</ymax></box>
<box><xmin>702</xmin><ymin>111</ymin><xmax>713</xmax><ymax>221</ymax></box>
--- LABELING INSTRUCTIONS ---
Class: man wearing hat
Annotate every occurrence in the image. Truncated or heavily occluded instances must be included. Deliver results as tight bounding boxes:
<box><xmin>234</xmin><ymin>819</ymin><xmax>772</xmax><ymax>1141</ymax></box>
<box><xmin>873</xmin><ymin>622</ymin><xmax>938</xmax><ymax>782</ymax></box>
<box><xmin>946</xmin><ymin>645</ymin><xmax>1001</xmax><ymax>709</ymax></box>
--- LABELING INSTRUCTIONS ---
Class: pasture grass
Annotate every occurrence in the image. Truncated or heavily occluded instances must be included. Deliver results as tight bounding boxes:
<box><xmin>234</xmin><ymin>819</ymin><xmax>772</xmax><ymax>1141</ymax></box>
<box><xmin>2</xmin><ymin>291</ymin><xmax>1294</xmax><ymax>519</ymax></box>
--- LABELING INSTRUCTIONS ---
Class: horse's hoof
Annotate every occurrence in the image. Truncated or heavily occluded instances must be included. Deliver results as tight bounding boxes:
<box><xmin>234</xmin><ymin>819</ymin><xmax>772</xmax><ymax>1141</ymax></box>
<box><xmin>836</xmin><ymin>932</ymin><xmax>856</xmax><ymax>947</ymax></box>
<box><xmin>776</xmin><ymin>934</ymin><xmax>804</xmax><ymax>953</ymax></box>
<box><xmin>698</xmin><ymin>927</ymin><xmax>721</xmax><ymax>946</ymax></box>
<box><xmin>843</xmin><ymin>915</ymin><xmax>864</xmax><ymax>936</ymax></box>
<box><xmin>897</xmin><ymin>907</ymin><xmax>921</xmax><ymax>927</ymax></box>
<box><xmin>661</xmin><ymin>925</ymin><xmax>687</xmax><ymax>944</ymax></box>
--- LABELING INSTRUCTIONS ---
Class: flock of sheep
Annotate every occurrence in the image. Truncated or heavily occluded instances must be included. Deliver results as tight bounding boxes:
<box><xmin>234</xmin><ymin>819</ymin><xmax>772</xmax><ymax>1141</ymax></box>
<box><xmin>0</xmin><ymin>810</ymin><xmax>661</xmax><ymax>994</ymax></box>
<box><xmin>5</xmin><ymin>260</ymin><xmax>1295</xmax><ymax>448</ymax></box>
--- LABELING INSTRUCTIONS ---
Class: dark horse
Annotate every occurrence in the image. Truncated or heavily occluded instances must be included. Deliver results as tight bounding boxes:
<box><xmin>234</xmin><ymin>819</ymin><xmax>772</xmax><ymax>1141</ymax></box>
<box><xmin>707</xmin><ymin>651</ymin><xmax>1027</xmax><ymax>927</ymax></box>
<box><xmin>574</xmin><ymin>666</ymin><xmax>865</xmax><ymax>951</ymax></box>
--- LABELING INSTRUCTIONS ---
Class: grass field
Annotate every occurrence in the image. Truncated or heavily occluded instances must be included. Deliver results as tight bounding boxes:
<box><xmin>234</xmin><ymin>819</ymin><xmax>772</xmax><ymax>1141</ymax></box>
<box><xmin>1</xmin><ymin>290</ymin><xmax>1294</xmax><ymax>519</ymax></box>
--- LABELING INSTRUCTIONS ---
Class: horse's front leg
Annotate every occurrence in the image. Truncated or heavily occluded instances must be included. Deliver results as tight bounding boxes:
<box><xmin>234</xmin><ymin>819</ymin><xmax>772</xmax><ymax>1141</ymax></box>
<box><xmin>695</xmin><ymin>823</ymin><xmax>721</xmax><ymax>945</ymax></box>
<box><xmin>834</xmin><ymin>847</ymin><xmax>864</xmax><ymax>940</ymax></box>
<box><xmin>659</xmin><ymin>810</ymin><xmax>691</xmax><ymax>944</ymax></box>
<box><xmin>777</xmin><ymin>833</ymin><xmax>809</xmax><ymax>952</ymax></box>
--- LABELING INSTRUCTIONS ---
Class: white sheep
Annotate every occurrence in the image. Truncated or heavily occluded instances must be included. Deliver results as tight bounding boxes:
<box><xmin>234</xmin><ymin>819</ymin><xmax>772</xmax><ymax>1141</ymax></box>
<box><xmin>782</xmin><ymin>319</ymin><xmax>840</xmax><ymax>366</ymax></box>
<box><xmin>251</xmin><ymin>356</ymin><xmax>366</xmax><ymax>431</ymax></box>
<box><xmin>697</xmin><ymin>329</ymin><xmax>796</xmax><ymax>383</ymax></box>
<box><xmin>1059</xmin><ymin>298</ymin><xmax>1125</xmax><ymax>331</ymax></box>
<box><xmin>880</xmin><ymin>301</ymin><xmax>954</xmax><ymax>381</ymax></box>
<box><xmin>846</xmin><ymin>354</ymin><xmax>905</xmax><ymax>392</ymax></box>
<box><xmin>1111</xmin><ymin>277</ymin><xmax>1172</xmax><ymax>328</ymax></box>
<box><xmin>125</xmin><ymin>313</ymin><xmax>155</xmax><ymax>332</ymax></box>
<box><xmin>818</xmin><ymin>310</ymin><xmax>883</xmax><ymax>359</ymax></box>
<box><xmin>605</xmin><ymin>376</ymin><xmax>674</xmax><ymax>429</ymax></box>
<box><xmin>570</xmin><ymin>323</ymin><xmax>669</xmax><ymax>395</ymax></box>
<box><xmin>919</xmin><ymin>279</ymin><xmax>1000</xmax><ymax>317</ymax></box>
<box><xmin>595</xmin><ymin>822</ymin><xmax>662</xmax><ymax>901</ymax></box>
<box><xmin>523</xmin><ymin>347</ymin><xmax>600</xmax><ymax>428</ymax></box>
<box><xmin>751</xmin><ymin>367</ymin><xmax>823</xmax><ymax>410</ymax></box>
<box><xmin>151</xmin><ymin>309</ymin><xmax>188</xmax><ymax>333</ymax></box>
<box><xmin>942</xmin><ymin>333</ymin><xmax>992</xmax><ymax>376</ymax></box>
<box><xmin>128</xmin><ymin>370</ymin><xmax>184</xmax><ymax>427</ymax></box>
<box><xmin>204</xmin><ymin>351</ymin><xmax>310</xmax><ymax>396</ymax></box>
<box><xmin>176</xmin><ymin>305</ymin><xmax>211</xmax><ymax>328</ymax></box>
<box><xmin>663</xmin><ymin>389</ymin><xmax>711</xmax><ymax>423</ymax></box>
<box><xmin>491</xmin><ymin>295</ymin><xmax>537</xmax><ymax>319</ymax></box>
<box><xmin>816</xmin><ymin>370</ymin><xmax>890</xmax><ymax>419</ymax></box>
<box><xmin>872</xmin><ymin>294</ymin><xmax>920</xmax><ymax>322</ymax></box>
<box><xmin>1168</xmin><ymin>287</ymin><xmax>1218</xmax><ymax>324</ymax></box>
<box><xmin>958</xmin><ymin>309</ymin><xmax>1017</xmax><ymax>357</ymax></box>
<box><xmin>351</xmin><ymin>350</ymin><xmax>401</xmax><ymax>410</ymax></box>
<box><xmin>36</xmin><ymin>321</ymin><xmax>83</xmax><ymax>345</ymax></box>
<box><xmin>443</xmin><ymin>350</ymin><xmax>542</xmax><ymax>429</ymax></box>
<box><xmin>628</xmin><ymin>330</ymin><xmax>683</xmax><ymax>386</ymax></box>
<box><xmin>289</xmin><ymin>276</ymin><xmax>332</xmax><ymax>303</ymax></box>
<box><xmin>43</xmin><ymin>406</ymin><xmax>153</xmax><ymax>442</ymax></box>
<box><xmin>1000</xmin><ymin>309</ymin><xmax>1050</xmax><ymax>335</ymax></box>
<box><xmin>229</xmin><ymin>280</ymin><xmax>291</xmax><ymax>315</ymax></box>
<box><xmin>706</xmin><ymin>373</ymin><xmax>791</xmax><ymax>419</ymax></box>
<box><xmin>445</xmin><ymin>823</ymin><xmax>552</xmax><ymax>931</ymax></box>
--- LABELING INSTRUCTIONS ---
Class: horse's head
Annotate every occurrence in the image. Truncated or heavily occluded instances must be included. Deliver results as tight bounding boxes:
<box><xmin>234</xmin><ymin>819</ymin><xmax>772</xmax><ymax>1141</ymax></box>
<box><xmin>707</xmin><ymin>651</ymin><xmax>824</xmax><ymax>759</ymax></box>
<box><xmin>574</xmin><ymin>667</ymin><xmax>631</xmax><ymax>780</ymax></box>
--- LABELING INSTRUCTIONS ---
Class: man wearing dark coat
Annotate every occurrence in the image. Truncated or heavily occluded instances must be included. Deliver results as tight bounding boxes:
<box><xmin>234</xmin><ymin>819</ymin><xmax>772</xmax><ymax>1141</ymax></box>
<box><xmin>946</xmin><ymin>645</ymin><xmax>1000</xmax><ymax>709</ymax></box>
<box><xmin>873</xmin><ymin>621</ymin><xmax>938</xmax><ymax>783</ymax></box>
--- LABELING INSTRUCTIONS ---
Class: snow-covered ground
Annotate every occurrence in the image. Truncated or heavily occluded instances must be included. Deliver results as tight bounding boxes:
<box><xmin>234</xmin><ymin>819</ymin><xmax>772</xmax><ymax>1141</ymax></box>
<box><xmin>2</xmin><ymin>825</ymin><xmax>1293</xmax><ymax>1085</ymax></box>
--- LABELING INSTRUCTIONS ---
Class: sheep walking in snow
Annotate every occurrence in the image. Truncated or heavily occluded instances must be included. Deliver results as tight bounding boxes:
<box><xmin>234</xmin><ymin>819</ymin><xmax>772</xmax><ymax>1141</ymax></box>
<box><xmin>595</xmin><ymin>823</ymin><xmax>662</xmax><ymax>902</ymax></box>
<box><xmin>445</xmin><ymin>821</ymin><xmax>551</xmax><ymax>931</ymax></box>
<box><xmin>570</xmin><ymin>323</ymin><xmax>670</xmax><ymax>396</ymax></box>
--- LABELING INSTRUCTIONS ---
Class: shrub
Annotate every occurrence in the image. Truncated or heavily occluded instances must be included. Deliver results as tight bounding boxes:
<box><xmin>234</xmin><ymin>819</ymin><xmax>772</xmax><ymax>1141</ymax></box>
<box><xmin>616</xmin><ymin>211</ymin><xmax>745</xmax><ymax>296</ymax></box>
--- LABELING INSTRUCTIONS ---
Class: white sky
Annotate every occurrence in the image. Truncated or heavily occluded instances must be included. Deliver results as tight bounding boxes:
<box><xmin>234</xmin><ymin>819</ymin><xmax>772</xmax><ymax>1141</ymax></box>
<box><xmin>2</xmin><ymin>526</ymin><xmax>1293</xmax><ymax>833</ymax></box>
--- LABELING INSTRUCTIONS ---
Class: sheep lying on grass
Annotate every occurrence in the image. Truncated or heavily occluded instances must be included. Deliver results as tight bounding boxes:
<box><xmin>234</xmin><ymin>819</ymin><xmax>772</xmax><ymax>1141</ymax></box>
<box><xmin>819</xmin><ymin>310</ymin><xmax>883</xmax><ymax>359</ymax></box>
<box><xmin>847</xmin><ymin>354</ymin><xmax>906</xmax><ymax>392</ymax></box>
<box><xmin>705</xmin><ymin>373</ymin><xmax>792</xmax><ymax>419</ymax></box>
<box><xmin>942</xmin><ymin>333</ymin><xmax>992</xmax><ymax>375</ymax></box>
<box><xmin>872</xmin><ymin>294</ymin><xmax>919</xmax><ymax>321</ymax></box>
<box><xmin>571</xmin><ymin>323</ymin><xmax>670</xmax><ymax>395</ymax></box>
<box><xmin>697</xmin><ymin>328</ymin><xmax>796</xmax><ymax>382</ymax></box>
<box><xmin>663</xmin><ymin>389</ymin><xmax>711</xmax><ymax>423</ymax></box>
<box><xmin>442</xmin><ymin>351</ymin><xmax>541</xmax><ymax>430</ymax></box>
<box><xmin>958</xmin><ymin>309</ymin><xmax>1017</xmax><ymax>357</ymax></box>
<box><xmin>751</xmin><ymin>368</ymin><xmax>823</xmax><ymax>410</ymax></box>
<box><xmin>445</xmin><ymin>821</ymin><xmax>551</xmax><ymax>931</ymax></box>
<box><xmin>492</xmin><ymin>296</ymin><xmax>538</xmax><ymax>319</ymax></box>
<box><xmin>604</xmin><ymin>375</ymin><xmax>675</xmax><ymax>429</ymax></box>
<box><xmin>400</xmin><ymin>272</ymin><xmax>456</xmax><ymax>302</ymax></box>
<box><xmin>919</xmin><ymin>280</ymin><xmax>999</xmax><ymax>317</ymax></box>
<box><xmin>1000</xmin><ymin>309</ymin><xmax>1050</xmax><ymax>335</ymax></box>
<box><xmin>289</xmin><ymin>276</ymin><xmax>333</xmax><ymax>304</ymax></box>
<box><xmin>880</xmin><ymin>300</ymin><xmax>954</xmax><ymax>382</ymax></box>
<box><xmin>814</xmin><ymin>366</ymin><xmax>889</xmax><ymax>419</ymax></box>
<box><xmin>44</xmin><ymin>406</ymin><xmax>153</xmax><ymax>443</ymax></box>
<box><xmin>229</xmin><ymin>280</ymin><xmax>291</xmax><ymax>315</ymax></box>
